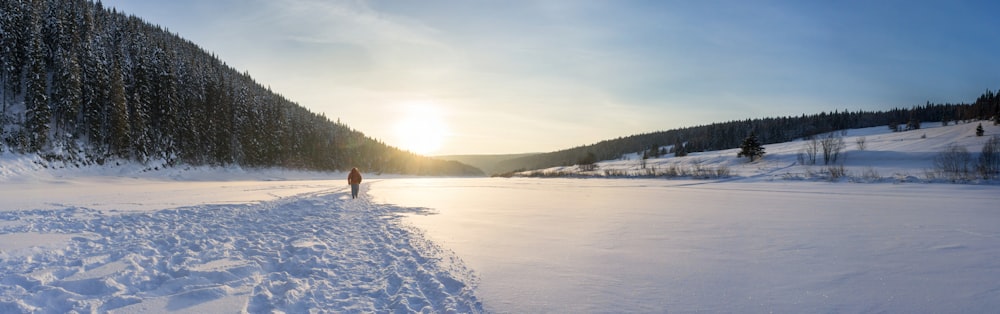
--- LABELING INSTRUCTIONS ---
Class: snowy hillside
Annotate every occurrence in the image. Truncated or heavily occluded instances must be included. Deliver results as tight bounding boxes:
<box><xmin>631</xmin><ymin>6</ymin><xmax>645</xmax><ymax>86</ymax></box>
<box><xmin>519</xmin><ymin>121</ymin><xmax>1000</xmax><ymax>183</ymax></box>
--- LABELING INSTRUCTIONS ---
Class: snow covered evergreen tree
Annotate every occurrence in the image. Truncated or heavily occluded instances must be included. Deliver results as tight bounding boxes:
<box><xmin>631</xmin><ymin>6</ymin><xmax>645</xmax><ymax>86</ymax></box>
<box><xmin>24</xmin><ymin>4</ymin><xmax>49</xmax><ymax>153</ymax></box>
<box><xmin>737</xmin><ymin>132</ymin><xmax>765</xmax><ymax>162</ymax></box>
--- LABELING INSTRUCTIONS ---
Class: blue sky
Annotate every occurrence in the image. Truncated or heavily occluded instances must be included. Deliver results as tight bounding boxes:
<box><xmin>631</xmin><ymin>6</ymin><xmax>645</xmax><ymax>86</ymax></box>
<box><xmin>103</xmin><ymin>0</ymin><xmax>1000</xmax><ymax>155</ymax></box>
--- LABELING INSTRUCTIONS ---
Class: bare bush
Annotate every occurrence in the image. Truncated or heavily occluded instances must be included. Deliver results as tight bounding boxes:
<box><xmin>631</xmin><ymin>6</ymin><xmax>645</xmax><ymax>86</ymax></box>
<box><xmin>804</xmin><ymin>137</ymin><xmax>819</xmax><ymax>165</ymax></box>
<box><xmin>663</xmin><ymin>165</ymin><xmax>681</xmax><ymax>177</ymax></box>
<box><xmin>932</xmin><ymin>144</ymin><xmax>972</xmax><ymax>181</ymax></box>
<box><xmin>603</xmin><ymin>169</ymin><xmax>628</xmax><ymax>177</ymax></box>
<box><xmin>826</xmin><ymin>164</ymin><xmax>847</xmax><ymax>181</ymax></box>
<box><xmin>639</xmin><ymin>162</ymin><xmax>731</xmax><ymax>179</ymax></box>
<box><xmin>714</xmin><ymin>165</ymin><xmax>731</xmax><ymax>177</ymax></box>
<box><xmin>644</xmin><ymin>166</ymin><xmax>658</xmax><ymax>177</ymax></box>
<box><xmin>861</xmin><ymin>167</ymin><xmax>881</xmax><ymax>181</ymax></box>
<box><xmin>691</xmin><ymin>159</ymin><xmax>709</xmax><ymax>178</ymax></box>
<box><xmin>855</xmin><ymin>136</ymin><xmax>867</xmax><ymax>150</ymax></box>
<box><xmin>978</xmin><ymin>135</ymin><xmax>1000</xmax><ymax>179</ymax></box>
<box><xmin>782</xmin><ymin>172</ymin><xmax>804</xmax><ymax>180</ymax></box>
<box><xmin>820</xmin><ymin>134</ymin><xmax>845</xmax><ymax>165</ymax></box>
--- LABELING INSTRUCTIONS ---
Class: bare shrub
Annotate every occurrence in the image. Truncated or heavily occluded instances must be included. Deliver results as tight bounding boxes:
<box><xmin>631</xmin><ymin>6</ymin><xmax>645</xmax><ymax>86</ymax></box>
<box><xmin>933</xmin><ymin>144</ymin><xmax>972</xmax><ymax>181</ymax></box>
<box><xmin>603</xmin><ymin>169</ymin><xmax>627</xmax><ymax>177</ymax></box>
<box><xmin>820</xmin><ymin>134</ymin><xmax>844</xmax><ymax>165</ymax></box>
<box><xmin>804</xmin><ymin>167</ymin><xmax>818</xmax><ymax>178</ymax></box>
<box><xmin>714</xmin><ymin>165</ymin><xmax>731</xmax><ymax>177</ymax></box>
<box><xmin>856</xmin><ymin>136</ymin><xmax>867</xmax><ymax>150</ymax></box>
<box><xmin>644</xmin><ymin>166</ymin><xmax>658</xmax><ymax>177</ymax></box>
<box><xmin>782</xmin><ymin>172</ymin><xmax>804</xmax><ymax>180</ymax></box>
<box><xmin>827</xmin><ymin>164</ymin><xmax>847</xmax><ymax>181</ymax></box>
<box><xmin>803</xmin><ymin>137</ymin><xmax>819</xmax><ymax>165</ymax></box>
<box><xmin>861</xmin><ymin>167</ymin><xmax>881</xmax><ymax>181</ymax></box>
<box><xmin>655</xmin><ymin>162</ymin><xmax>729</xmax><ymax>179</ymax></box>
<box><xmin>978</xmin><ymin>135</ymin><xmax>1000</xmax><ymax>179</ymax></box>
<box><xmin>663</xmin><ymin>165</ymin><xmax>681</xmax><ymax>177</ymax></box>
<box><xmin>692</xmin><ymin>160</ymin><xmax>710</xmax><ymax>178</ymax></box>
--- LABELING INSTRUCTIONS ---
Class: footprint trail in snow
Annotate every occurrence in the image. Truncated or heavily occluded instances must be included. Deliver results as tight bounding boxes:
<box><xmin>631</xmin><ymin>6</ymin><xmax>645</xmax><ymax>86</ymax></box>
<box><xmin>0</xmin><ymin>187</ymin><xmax>482</xmax><ymax>313</ymax></box>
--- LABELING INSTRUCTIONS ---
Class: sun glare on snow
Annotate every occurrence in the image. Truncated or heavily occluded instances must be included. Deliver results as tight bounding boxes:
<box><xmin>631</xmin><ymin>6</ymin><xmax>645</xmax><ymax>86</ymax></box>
<box><xmin>392</xmin><ymin>101</ymin><xmax>449</xmax><ymax>155</ymax></box>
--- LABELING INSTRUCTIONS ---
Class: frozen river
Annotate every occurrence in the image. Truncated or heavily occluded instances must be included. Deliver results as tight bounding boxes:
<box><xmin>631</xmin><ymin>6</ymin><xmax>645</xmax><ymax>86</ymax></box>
<box><xmin>370</xmin><ymin>177</ymin><xmax>1000</xmax><ymax>313</ymax></box>
<box><xmin>2</xmin><ymin>171</ymin><xmax>998</xmax><ymax>312</ymax></box>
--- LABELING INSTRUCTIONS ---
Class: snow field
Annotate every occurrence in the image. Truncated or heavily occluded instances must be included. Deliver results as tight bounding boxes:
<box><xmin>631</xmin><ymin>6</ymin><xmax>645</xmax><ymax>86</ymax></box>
<box><xmin>0</xmin><ymin>184</ymin><xmax>482</xmax><ymax>313</ymax></box>
<box><xmin>372</xmin><ymin>177</ymin><xmax>1000</xmax><ymax>313</ymax></box>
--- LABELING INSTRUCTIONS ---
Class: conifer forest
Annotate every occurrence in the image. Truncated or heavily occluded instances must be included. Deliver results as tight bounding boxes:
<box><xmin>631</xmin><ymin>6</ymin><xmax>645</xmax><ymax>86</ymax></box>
<box><xmin>0</xmin><ymin>0</ymin><xmax>483</xmax><ymax>176</ymax></box>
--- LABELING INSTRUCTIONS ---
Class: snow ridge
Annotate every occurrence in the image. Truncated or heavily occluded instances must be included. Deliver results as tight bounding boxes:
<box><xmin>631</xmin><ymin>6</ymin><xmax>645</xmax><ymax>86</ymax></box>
<box><xmin>0</xmin><ymin>189</ymin><xmax>482</xmax><ymax>313</ymax></box>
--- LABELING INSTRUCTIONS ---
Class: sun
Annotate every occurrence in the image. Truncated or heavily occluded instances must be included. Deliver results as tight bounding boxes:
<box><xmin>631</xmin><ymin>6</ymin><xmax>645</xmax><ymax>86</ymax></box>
<box><xmin>392</xmin><ymin>102</ymin><xmax>449</xmax><ymax>155</ymax></box>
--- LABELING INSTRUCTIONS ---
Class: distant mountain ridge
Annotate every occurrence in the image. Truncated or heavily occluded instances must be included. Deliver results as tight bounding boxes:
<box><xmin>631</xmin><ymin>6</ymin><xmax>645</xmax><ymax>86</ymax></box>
<box><xmin>0</xmin><ymin>0</ymin><xmax>482</xmax><ymax>176</ymax></box>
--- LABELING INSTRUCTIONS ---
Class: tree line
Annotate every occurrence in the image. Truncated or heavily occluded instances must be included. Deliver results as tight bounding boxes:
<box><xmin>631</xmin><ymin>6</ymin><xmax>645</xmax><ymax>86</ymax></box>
<box><xmin>0</xmin><ymin>0</ymin><xmax>482</xmax><ymax>176</ymax></box>
<box><xmin>494</xmin><ymin>92</ymin><xmax>1000</xmax><ymax>175</ymax></box>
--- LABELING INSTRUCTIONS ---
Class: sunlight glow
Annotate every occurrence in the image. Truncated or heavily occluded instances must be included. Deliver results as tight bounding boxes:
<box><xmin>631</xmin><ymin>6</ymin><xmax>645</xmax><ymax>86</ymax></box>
<box><xmin>392</xmin><ymin>101</ymin><xmax>449</xmax><ymax>155</ymax></box>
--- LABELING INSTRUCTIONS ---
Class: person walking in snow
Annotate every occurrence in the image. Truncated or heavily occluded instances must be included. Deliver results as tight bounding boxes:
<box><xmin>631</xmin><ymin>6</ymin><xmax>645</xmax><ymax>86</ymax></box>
<box><xmin>348</xmin><ymin>167</ymin><xmax>363</xmax><ymax>199</ymax></box>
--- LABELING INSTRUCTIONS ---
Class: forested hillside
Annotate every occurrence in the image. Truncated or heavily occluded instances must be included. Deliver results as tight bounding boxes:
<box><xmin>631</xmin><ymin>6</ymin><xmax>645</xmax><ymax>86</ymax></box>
<box><xmin>493</xmin><ymin>93</ymin><xmax>1000</xmax><ymax>175</ymax></box>
<box><xmin>0</xmin><ymin>0</ymin><xmax>483</xmax><ymax>176</ymax></box>
<box><xmin>434</xmin><ymin>153</ymin><xmax>539</xmax><ymax>176</ymax></box>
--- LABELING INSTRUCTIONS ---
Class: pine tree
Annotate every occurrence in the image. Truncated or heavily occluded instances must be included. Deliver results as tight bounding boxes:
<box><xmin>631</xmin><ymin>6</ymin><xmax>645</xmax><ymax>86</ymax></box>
<box><xmin>673</xmin><ymin>139</ymin><xmax>688</xmax><ymax>157</ymax></box>
<box><xmin>907</xmin><ymin>117</ymin><xmax>921</xmax><ymax>131</ymax></box>
<box><xmin>976</xmin><ymin>123</ymin><xmax>985</xmax><ymax>136</ymax></box>
<box><xmin>24</xmin><ymin>5</ymin><xmax>49</xmax><ymax>153</ymax></box>
<box><xmin>52</xmin><ymin>49</ymin><xmax>82</xmax><ymax>141</ymax></box>
<box><xmin>108</xmin><ymin>58</ymin><xmax>129</xmax><ymax>158</ymax></box>
<box><xmin>738</xmin><ymin>132</ymin><xmax>765</xmax><ymax>162</ymax></box>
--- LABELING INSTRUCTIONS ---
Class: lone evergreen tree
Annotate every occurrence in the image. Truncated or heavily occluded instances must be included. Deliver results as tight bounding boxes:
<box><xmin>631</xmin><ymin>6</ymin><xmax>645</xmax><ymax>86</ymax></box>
<box><xmin>738</xmin><ymin>132</ymin><xmax>765</xmax><ymax>162</ymax></box>
<box><xmin>976</xmin><ymin>123</ymin><xmax>985</xmax><ymax>136</ymax></box>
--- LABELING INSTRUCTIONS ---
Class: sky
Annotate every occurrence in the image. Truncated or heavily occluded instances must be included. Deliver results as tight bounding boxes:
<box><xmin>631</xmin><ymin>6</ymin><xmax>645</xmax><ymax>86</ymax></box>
<box><xmin>101</xmin><ymin>0</ymin><xmax>1000</xmax><ymax>155</ymax></box>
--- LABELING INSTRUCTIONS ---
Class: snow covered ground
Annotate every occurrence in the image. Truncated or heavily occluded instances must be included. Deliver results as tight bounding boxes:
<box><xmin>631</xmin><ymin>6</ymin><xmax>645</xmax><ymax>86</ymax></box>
<box><xmin>2</xmin><ymin>121</ymin><xmax>999</xmax><ymax>313</ymax></box>
<box><xmin>372</xmin><ymin>178</ymin><xmax>1000</xmax><ymax>313</ymax></box>
<box><xmin>0</xmin><ymin>166</ymin><xmax>481</xmax><ymax>313</ymax></box>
